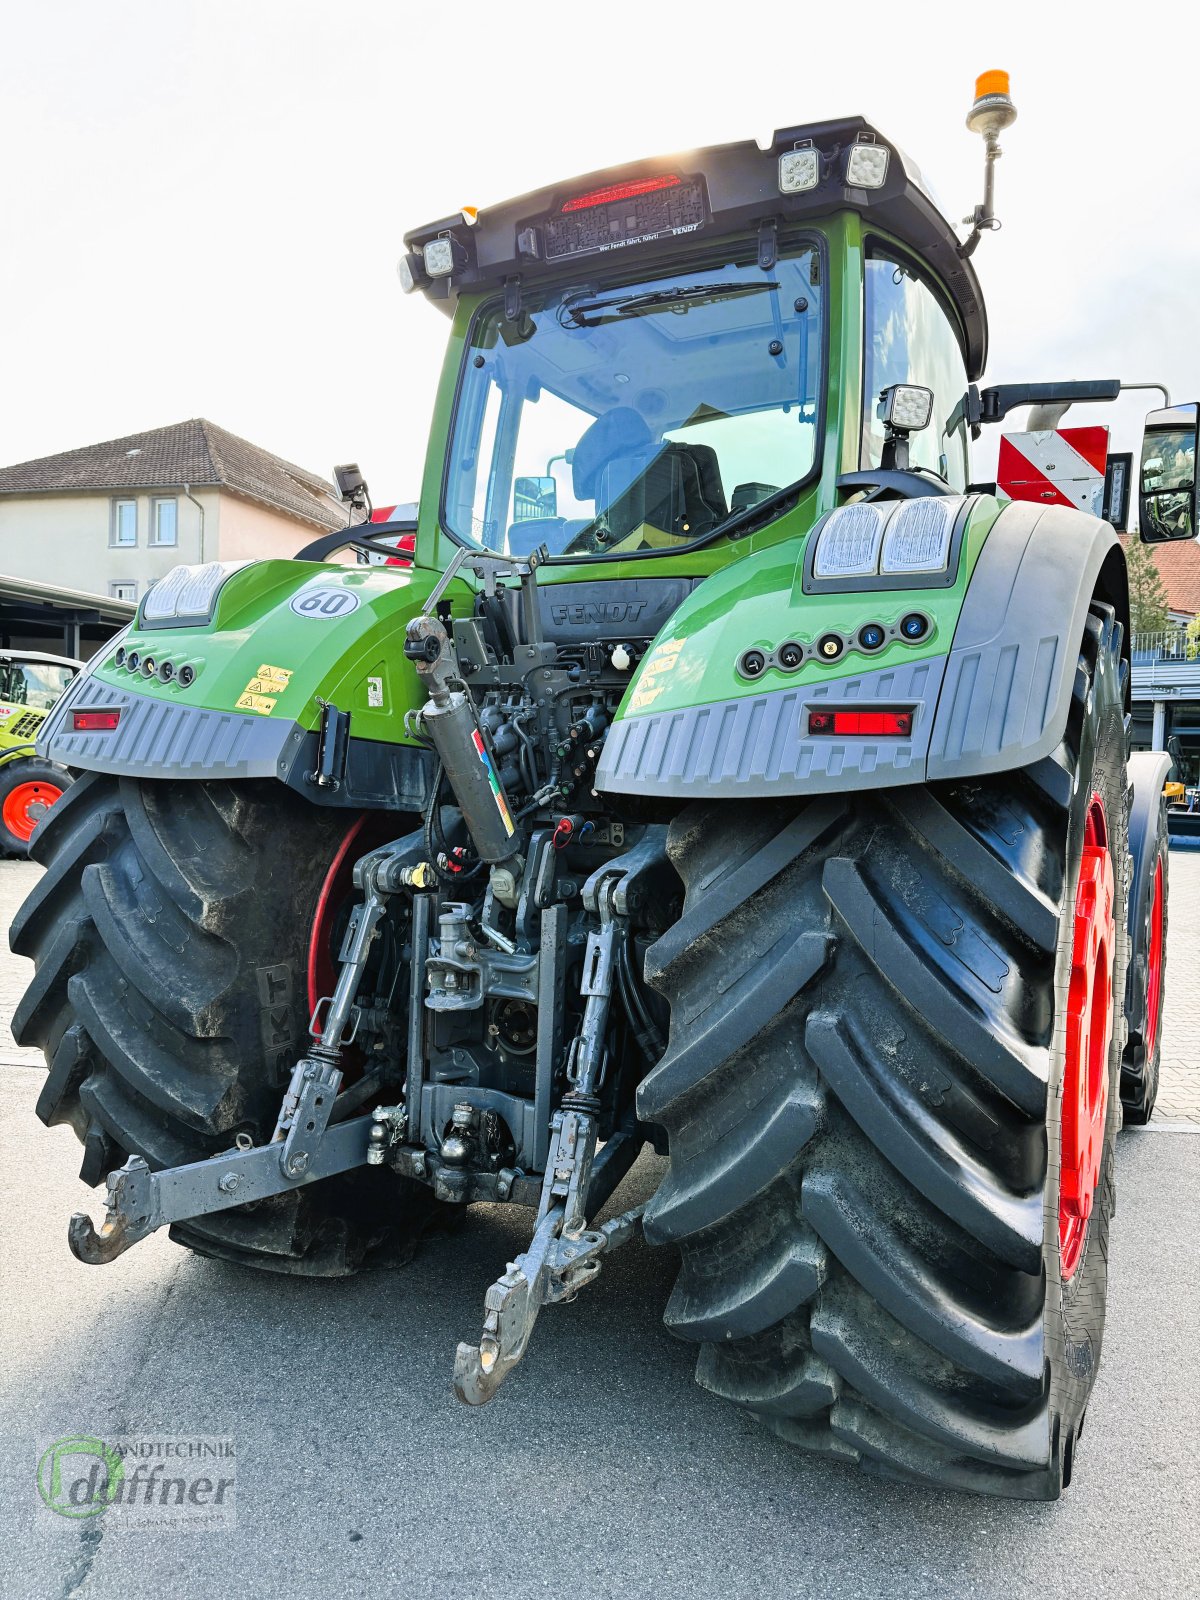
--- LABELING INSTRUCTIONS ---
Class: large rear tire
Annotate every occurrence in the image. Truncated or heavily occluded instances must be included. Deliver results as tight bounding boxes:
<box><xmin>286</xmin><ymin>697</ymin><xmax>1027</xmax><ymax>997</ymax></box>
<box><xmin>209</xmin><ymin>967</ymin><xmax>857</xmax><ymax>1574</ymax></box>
<box><xmin>11</xmin><ymin>773</ymin><xmax>437</xmax><ymax>1275</ymax></box>
<box><xmin>640</xmin><ymin>601</ymin><xmax>1129</xmax><ymax>1499</ymax></box>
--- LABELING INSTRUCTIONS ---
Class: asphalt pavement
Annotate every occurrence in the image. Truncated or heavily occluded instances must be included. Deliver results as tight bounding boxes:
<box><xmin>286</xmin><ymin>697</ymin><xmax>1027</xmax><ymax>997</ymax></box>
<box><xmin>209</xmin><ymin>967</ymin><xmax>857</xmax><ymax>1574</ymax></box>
<box><xmin>1</xmin><ymin>1063</ymin><xmax>1198</xmax><ymax>1600</ymax></box>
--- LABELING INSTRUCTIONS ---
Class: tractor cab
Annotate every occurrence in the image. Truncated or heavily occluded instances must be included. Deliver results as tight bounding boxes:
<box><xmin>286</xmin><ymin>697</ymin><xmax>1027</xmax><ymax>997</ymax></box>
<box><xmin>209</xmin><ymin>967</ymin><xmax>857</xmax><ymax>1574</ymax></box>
<box><xmin>395</xmin><ymin>115</ymin><xmax>987</xmax><ymax>574</ymax></box>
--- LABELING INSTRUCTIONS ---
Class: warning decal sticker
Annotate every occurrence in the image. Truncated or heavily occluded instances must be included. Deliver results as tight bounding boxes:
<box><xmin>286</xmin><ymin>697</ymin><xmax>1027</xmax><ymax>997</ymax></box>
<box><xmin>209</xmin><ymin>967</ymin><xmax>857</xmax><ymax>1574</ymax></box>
<box><xmin>236</xmin><ymin>663</ymin><xmax>292</xmax><ymax>711</ymax></box>
<box><xmin>235</xmin><ymin>691</ymin><xmax>277</xmax><ymax>716</ymax></box>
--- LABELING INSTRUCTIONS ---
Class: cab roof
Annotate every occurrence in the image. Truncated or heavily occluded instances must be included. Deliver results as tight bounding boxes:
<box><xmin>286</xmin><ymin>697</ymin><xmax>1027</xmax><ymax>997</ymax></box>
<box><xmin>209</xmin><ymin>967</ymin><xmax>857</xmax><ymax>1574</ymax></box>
<box><xmin>403</xmin><ymin>116</ymin><xmax>987</xmax><ymax>379</ymax></box>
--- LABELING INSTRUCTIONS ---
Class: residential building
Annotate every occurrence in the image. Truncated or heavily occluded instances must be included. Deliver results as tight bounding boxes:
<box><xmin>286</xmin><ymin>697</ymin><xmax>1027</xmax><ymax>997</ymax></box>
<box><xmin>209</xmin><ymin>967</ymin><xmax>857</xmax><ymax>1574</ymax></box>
<box><xmin>0</xmin><ymin>418</ymin><xmax>345</xmax><ymax>602</ymax></box>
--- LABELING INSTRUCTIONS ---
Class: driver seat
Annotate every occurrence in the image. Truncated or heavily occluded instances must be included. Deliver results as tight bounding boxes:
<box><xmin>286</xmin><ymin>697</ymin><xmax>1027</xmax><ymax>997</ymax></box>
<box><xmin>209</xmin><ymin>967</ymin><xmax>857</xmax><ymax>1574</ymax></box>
<box><xmin>572</xmin><ymin>407</ymin><xmax>727</xmax><ymax>544</ymax></box>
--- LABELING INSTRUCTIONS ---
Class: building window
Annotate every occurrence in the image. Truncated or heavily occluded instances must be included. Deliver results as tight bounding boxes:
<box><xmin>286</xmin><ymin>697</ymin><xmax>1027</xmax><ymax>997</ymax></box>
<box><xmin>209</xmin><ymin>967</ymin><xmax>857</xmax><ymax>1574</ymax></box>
<box><xmin>111</xmin><ymin>499</ymin><xmax>138</xmax><ymax>546</ymax></box>
<box><xmin>151</xmin><ymin>496</ymin><xmax>178</xmax><ymax>546</ymax></box>
<box><xmin>109</xmin><ymin>580</ymin><xmax>137</xmax><ymax>601</ymax></box>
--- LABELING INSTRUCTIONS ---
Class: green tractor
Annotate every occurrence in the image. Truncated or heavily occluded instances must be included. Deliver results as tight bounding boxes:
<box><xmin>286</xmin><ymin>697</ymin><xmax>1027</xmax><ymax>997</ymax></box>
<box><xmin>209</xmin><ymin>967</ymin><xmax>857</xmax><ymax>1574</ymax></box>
<box><xmin>0</xmin><ymin>649</ymin><xmax>79</xmax><ymax>855</ymax></box>
<box><xmin>11</xmin><ymin>74</ymin><xmax>1190</xmax><ymax>1499</ymax></box>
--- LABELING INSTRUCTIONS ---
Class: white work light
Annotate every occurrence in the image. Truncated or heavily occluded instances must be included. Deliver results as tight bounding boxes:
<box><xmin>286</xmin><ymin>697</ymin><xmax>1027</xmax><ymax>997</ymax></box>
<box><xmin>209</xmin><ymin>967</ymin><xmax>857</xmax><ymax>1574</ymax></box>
<box><xmin>880</xmin><ymin>499</ymin><xmax>957</xmax><ymax>574</ymax></box>
<box><xmin>397</xmin><ymin>253</ymin><xmax>421</xmax><ymax>294</ymax></box>
<box><xmin>140</xmin><ymin>562</ymin><xmax>248</xmax><ymax>627</ymax></box>
<box><xmin>846</xmin><ymin>139</ymin><xmax>889</xmax><ymax>189</ymax></box>
<box><xmin>812</xmin><ymin>504</ymin><xmax>886</xmax><ymax>578</ymax></box>
<box><xmin>423</xmin><ymin>237</ymin><xmax>457</xmax><ymax>278</ymax></box>
<box><xmin>778</xmin><ymin>145</ymin><xmax>820</xmax><ymax>194</ymax></box>
<box><xmin>878</xmin><ymin>384</ymin><xmax>934</xmax><ymax>432</ymax></box>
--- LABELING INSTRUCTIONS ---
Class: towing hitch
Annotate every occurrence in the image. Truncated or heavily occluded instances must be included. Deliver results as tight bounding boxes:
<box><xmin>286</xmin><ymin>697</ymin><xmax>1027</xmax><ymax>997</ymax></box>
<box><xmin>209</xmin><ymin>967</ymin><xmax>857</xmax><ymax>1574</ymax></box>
<box><xmin>68</xmin><ymin>1061</ymin><xmax>372</xmax><ymax>1264</ymax></box>
<box><xmin>67</xmin><ymin>837</ymin><xmax>423</xmax><ymax>1265</ymax></box>
<box><xmin>68</xmin><ymin>839</ymin><xmax>655</xmax><ymax>1406</ymax></box>
<box><xmin>452</xmin><ymin>1201</ymin><xmax>644</xmax><ymax>1405</ymax></box>
<box><xmin>452</xmin><ymin>861</ymin><xmax>646</xmax><ymax>1405</ymax></box>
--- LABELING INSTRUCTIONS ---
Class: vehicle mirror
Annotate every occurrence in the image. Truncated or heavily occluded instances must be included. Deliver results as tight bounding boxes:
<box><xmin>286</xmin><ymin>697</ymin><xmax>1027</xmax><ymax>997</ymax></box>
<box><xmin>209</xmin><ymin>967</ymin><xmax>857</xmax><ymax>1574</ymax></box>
<box><xmin>1139</xmin><ymin>403</ymin><xmax>1199</xmax><ymax>542</ymax></box>
<box><xmin>513</xmin><ymin>476</ymin><xmax>558</xmax><ymax>521</ymax></box>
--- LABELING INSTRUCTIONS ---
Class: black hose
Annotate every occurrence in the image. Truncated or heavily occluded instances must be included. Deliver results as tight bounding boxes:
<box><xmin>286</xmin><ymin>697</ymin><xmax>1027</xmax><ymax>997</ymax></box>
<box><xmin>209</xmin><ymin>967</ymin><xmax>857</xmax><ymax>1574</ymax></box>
<box><xmin>617</xmin><ymin>935</ymin><xmax>665</xmax><ymax>1060</ymax></box>
<box><xmin>425</xmin><ymin>763</ymin><xmax>484</xmax><ymax>884</ymax></box>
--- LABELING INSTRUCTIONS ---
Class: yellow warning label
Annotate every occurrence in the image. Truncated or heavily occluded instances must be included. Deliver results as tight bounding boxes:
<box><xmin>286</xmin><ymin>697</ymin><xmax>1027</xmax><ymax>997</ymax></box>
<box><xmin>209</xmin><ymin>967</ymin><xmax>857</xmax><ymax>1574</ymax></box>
<box><xmin>235</xmin><ymin>691</ymin><xmax>277</xmax><ymax>716</ymax></box>
<box><xmin>625</xmin><ymin>637</ymin><xmax>683</xmax><ymax>713</ymax></box>
<box><xmin>627</xmin><ymin>682</ymin><xmax>667</xmax><ymax>714</ymax></box>
<box><xmin>241</xmin><ymin>664</ymin><xmax>292</xmax><ymax>698</ymax></box>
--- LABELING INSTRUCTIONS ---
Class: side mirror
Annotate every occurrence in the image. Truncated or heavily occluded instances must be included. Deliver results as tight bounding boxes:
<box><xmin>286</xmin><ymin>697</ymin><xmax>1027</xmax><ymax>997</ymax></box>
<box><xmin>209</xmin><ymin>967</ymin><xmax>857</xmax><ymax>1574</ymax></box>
<box><xmin>1139</xmin><ymin>403</ymin><xmax>1199</xmax><ymax>542</ymax></box>
<box><xmin>513</xmin><ymin>475</ymin><xmax>558</xmax><ymax>522</ymax></box>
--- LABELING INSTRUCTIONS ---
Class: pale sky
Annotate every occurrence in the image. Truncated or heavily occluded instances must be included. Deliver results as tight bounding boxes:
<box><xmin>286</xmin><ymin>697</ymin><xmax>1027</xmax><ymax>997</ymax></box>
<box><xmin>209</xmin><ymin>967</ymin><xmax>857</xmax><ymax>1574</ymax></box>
<box><xmin>2</xmin><ymin>0</ymin><xmax>1196</xmax><ymax>502</ymax></box>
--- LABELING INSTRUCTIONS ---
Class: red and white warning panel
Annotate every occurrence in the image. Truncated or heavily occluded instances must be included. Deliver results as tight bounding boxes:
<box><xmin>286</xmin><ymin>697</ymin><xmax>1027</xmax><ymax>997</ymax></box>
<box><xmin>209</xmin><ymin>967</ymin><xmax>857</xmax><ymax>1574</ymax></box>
<box><xmin>997</xmin><ymin>427</ymin><xmax>1108</xmax><ymax>515</ymax></box>
<box><xmin>368</xmin><ymin>504</ymin><xmax>418</xmax><ymax>566</ymax></box>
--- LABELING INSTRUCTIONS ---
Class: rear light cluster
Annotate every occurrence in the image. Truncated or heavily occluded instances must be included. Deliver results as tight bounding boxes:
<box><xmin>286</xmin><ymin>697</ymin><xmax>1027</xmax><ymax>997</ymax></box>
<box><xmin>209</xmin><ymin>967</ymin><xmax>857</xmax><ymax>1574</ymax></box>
<box><xmin>73</xmin><ymin>709</ymin><xmax>121</xmax><ymax>732</ymax></box>
<box><xmin>111</xmin><ymin>645</ymin><xmax>196</xmax><ymax>687</ymax></box>
<box><xmin>808</xmin><ymin>710</ymin><xmax>913</xmax><ymax>738</ymax></box>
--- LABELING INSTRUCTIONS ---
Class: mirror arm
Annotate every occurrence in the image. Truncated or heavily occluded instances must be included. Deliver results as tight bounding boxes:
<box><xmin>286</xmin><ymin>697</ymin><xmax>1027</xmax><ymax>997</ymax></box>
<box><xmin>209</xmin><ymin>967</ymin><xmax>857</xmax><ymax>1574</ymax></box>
<box><xmin>1121</xmin><ymin>382</ymin><xmax>1172</xmax><ymax>409</ymax></box>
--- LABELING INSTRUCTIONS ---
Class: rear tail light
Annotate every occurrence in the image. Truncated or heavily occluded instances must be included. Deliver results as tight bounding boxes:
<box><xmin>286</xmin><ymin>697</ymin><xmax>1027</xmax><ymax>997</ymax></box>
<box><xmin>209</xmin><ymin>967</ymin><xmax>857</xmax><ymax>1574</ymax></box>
<box><xmin>73</xmin><ymin>709</ymin><xmax>122</xmax><ymax>732</ymax></box>
<box><xmin>808</xmin><ymin>709</ymin><xmax>912</xmax><ymax>737</ymax></box>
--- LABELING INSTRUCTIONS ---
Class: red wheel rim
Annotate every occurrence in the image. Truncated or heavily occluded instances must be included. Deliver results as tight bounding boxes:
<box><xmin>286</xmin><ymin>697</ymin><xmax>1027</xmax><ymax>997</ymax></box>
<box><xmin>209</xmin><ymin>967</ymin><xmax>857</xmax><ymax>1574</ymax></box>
<box><xmin>306</xmin><ymin>815</ymin><xmax>370</xmax><ymax>1035</ymax></box>
<box><xmin>1143</xmin><ymin>857</ymin><xmax>1165</xmax><ymax>1062</ymax></box>
<box><xmin>2</xmin><ymin>780</ymin><xmax>63</xmax><ymax>841</ymax></box>
<box><xmin>1059</xmin><ymin>795</ymin><xmax>1116</xmax><ymax>1281</ymax></box>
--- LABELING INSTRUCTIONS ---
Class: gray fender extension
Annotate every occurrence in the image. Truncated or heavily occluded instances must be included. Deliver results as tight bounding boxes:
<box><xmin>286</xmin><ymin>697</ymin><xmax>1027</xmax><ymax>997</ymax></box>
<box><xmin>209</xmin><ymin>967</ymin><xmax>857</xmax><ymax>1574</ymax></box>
<box><xmin>597</xmin><ymin>502</ymin><xmax>1122</xmax><ymax>798</ymax></box>
<box><xmin>926</xmin><ymin>501</ymin><xmax>1121</xmax><ymax>780</ymax></box>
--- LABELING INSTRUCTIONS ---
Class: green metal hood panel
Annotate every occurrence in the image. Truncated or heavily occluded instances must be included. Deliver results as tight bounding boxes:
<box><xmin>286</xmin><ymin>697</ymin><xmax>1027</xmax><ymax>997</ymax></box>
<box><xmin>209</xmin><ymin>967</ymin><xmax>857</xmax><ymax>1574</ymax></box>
<box><xmin>617</xmin><ymin>496</ymin><xmax>1003</xmax><ymax>722</ymax></box>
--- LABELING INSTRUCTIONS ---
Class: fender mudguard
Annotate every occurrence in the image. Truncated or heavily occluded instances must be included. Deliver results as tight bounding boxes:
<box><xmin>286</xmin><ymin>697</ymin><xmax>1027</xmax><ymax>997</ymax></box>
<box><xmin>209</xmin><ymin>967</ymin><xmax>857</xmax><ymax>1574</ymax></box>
<box><xmin>597</xmin><ymin>499</ymin><xmax>1124</xmax><ymax>799</ymax></box>
<box><xmin>35</xmin><ymin>561</ymin><xmax>456</xmax><ymax>810</ymax></box>
<box><xmin>926</xmin><ymin>501</ymin><xmax>1123</xmax><ymax>779</ymax></box>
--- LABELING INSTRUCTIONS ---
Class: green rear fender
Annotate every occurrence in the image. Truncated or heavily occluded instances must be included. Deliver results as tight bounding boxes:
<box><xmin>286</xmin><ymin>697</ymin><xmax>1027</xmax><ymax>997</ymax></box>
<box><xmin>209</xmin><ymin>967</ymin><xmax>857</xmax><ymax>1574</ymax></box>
<box><xmin>613</xmin><ymin>497</ymin><xmax>998</xmax><ymax>722</ymax></box>
<box><xmin>85</xmin><ymin>560</ymin><xmax>460</xmax><ymax>744</ymax></box>
<box><xmin>34</xmin><ymin>560</ymin><xmax>467</xmax><ymax>806</ymax></box>
<box><xmin>598</xmin><ymin>494</ymin><xmax>1125</xmax><ymax>799</ymax></box>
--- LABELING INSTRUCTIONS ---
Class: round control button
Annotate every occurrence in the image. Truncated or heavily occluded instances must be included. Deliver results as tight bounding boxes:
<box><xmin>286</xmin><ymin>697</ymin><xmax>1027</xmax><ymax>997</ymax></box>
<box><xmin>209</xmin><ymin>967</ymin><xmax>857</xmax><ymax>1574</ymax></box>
<box><xmin>859</xmin><ymin>623</ymin><xmax>886</xmax><ymax>651</ymax></box>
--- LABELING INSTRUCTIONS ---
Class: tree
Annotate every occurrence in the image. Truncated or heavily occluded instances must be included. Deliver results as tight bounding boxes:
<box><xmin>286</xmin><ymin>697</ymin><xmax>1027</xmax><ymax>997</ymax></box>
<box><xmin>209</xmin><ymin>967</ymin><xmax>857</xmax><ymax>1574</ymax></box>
<box><xmin>1126</xmin><ymin>539</ymin><xmax>1170</xmax><ymax>637</ymax></box>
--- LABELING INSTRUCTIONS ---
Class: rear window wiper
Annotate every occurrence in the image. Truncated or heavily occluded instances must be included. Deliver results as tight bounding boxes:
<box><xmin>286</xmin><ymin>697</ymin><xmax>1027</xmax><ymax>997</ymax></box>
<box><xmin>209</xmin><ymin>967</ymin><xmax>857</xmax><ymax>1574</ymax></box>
<box><xmin>560</xmin><ymin>281</ymin><xmax>778</xmax><ymax>327</ymax></box>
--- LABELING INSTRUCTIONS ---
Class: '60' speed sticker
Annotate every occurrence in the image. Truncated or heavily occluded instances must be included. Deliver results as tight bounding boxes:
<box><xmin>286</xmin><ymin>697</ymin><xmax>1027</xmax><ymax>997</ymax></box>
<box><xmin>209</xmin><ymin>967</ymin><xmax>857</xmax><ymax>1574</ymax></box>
<box><xmin>289</xmin><ymin>584</ymin><xmax>361</xmax><ymax>620</ymax></box>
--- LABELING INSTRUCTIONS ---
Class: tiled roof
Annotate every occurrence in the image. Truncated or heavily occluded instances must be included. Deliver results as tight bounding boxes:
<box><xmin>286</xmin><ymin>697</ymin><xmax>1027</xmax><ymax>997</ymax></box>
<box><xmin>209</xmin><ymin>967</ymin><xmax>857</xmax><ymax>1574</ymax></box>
<box><xmin>0</xmin><ymin>419</ymin><xmax>344</xmax><ymax>531</ymax></box>
<box><xmin>1120</xmin><ymin>534</ymin><xmax>1200</xmax><ymax>618</ymax></box>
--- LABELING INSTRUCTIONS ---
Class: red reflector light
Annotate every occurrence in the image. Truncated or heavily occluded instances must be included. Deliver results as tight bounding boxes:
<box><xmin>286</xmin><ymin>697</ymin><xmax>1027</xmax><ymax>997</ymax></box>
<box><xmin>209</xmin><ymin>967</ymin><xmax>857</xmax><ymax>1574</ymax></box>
<box><xmin>73</xmin><ymin>709</ymin><xmax>121</xmax><ymax>732</ymax></box>
<box><xmin>808</xmin><ymin>709</ymin><xmax>912</xmax><ymax>737</ymax></box>
<box><xmin>562</xmin><ymin>174</ymin><xmax>681</xmax><ymax>213</ymax></box>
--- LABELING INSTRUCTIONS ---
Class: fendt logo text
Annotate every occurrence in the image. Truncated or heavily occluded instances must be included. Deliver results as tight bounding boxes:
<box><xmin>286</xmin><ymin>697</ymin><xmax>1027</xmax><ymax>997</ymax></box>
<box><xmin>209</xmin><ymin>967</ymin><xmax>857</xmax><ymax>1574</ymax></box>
<box><xmin>550</xmin><ymin>600</ymin><xmax>648</xmax><ymax>626</ymax></box>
